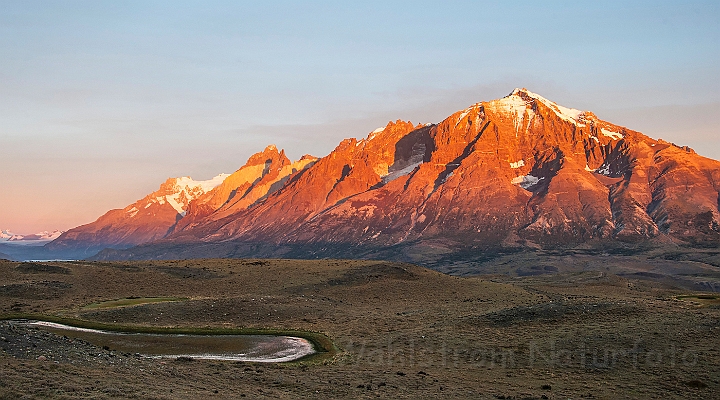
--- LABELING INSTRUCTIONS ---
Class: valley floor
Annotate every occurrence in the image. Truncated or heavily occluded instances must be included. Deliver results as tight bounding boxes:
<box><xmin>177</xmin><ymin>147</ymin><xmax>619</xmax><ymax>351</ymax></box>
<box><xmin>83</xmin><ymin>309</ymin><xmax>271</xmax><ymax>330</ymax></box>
<box><xmin>0</xmin><ymin>258</ymin><xmax>718</xmax><ymax>399</ymax></box>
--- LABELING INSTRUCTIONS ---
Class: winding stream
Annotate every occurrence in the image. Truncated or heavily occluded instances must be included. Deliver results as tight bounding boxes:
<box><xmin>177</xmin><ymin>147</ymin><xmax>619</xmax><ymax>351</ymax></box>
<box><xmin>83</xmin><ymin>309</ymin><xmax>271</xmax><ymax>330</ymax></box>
<box><xmin>22</xmin><ymin>321</ymin><xmax>316</xmax><ymax>362</ymax></box>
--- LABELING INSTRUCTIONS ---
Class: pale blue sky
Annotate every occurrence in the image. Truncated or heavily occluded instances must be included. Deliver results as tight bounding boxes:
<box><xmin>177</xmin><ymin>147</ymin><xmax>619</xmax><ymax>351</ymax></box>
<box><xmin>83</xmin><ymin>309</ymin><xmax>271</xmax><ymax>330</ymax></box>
<box><xmin>2</xmin><ymin>1</ymin><xmax>719</xmax><ymax>232</ymax></box>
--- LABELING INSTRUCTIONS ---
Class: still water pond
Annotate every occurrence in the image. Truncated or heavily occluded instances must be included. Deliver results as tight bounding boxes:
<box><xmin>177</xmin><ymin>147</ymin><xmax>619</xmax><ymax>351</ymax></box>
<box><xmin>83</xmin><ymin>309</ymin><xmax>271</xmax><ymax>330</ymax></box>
<box><xmin>24</xmin><ymin>321</ymin><xmax>315</xmax><ymax>362</ymax></box>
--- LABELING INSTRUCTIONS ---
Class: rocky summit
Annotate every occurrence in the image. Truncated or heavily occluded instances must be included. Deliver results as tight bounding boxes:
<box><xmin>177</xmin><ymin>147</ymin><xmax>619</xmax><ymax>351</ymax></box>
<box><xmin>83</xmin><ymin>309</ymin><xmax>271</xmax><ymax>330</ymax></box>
<box><xmin>47</xmin><ymin>89</ymin><xmax>720</xmax><ymax>262</ymax></box>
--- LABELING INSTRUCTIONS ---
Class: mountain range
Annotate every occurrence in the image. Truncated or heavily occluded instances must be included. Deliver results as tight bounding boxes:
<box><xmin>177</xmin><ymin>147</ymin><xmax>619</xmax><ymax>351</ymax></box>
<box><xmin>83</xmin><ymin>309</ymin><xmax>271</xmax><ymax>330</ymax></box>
<box><xmin>1</xmin><ymin>230</ymin><xmax>63</xmax><ymax>244</ymax></box>
<box><xmin>35</xmin><ymin>89</ymin><xmax>720</xmax><ymax>263</ymax></box>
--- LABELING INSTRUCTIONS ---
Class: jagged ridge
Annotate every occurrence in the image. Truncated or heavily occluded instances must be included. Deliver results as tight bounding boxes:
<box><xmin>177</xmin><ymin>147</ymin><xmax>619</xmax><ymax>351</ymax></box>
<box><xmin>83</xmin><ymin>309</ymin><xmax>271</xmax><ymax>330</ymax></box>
<box><xmin>54</xmin><ymin>89</ymin><xmax>720</xmax><ymax>261</ymax></box>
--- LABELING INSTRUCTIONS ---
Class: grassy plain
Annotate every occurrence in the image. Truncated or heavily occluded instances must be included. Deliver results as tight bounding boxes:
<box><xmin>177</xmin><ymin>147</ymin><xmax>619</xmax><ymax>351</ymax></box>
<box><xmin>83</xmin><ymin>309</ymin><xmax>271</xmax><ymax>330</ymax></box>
<box><xmin>0</xmin><ymin>258</ymin><xmax>718</xmax><ymax>399</ymax></box>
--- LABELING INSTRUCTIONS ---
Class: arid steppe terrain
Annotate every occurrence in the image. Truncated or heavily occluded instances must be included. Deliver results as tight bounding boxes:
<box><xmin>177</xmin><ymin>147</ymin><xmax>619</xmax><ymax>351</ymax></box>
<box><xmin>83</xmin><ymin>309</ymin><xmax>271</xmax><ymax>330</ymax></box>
<box><xmin>1</xmin><ymin>257</ymin><xmax>718</xmax><ymax>399</ymax></box>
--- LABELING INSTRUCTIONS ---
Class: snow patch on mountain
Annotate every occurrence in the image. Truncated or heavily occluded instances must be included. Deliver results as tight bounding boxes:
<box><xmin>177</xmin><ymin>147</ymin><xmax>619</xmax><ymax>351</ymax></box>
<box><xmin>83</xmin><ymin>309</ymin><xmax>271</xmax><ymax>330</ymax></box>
<box><xmin>454</xmin><ymin>104</ymin><xmax>483</xmax><ymax>128</ymax></box>
<box><xmin>596</xmin><ymin>164</ymin><xmax>611</xmax><ymax>176</ymax></box>
<box><xmin>510</xmin><ymin>160</ymin><xmax>525</xmax><ymax>169</ymax></box>
<box><xmin>366</xmin><ymin>127</ymin><xmax>385</xmax><ymax>141</ymax></box>
<box><xmin>489</xmin><ymin>94</ymin><xmax>533</xmax><ymax>132</ymax></box>
<box><xmin>455</xmin><ymin>109</ymin><xmax>470</xmax><ymax>126</ymax></box>
<box><xmin>601</xmin><ymin>128</ymin><xmax>623</xmax><ymax>140</ymax></box>
<box><xmin>165</xmin><ymin>174</ymin><xmax>230</xmax><ymax>215</ymax></box>
<box><xmin>516</xmin><ymin>88</ymin><xmax>586</xmax><ymax>126</ymax></box>
<box><xmin>165</xmin><ymin>194</ymin><xmax>186</xmax><ymax>215</ymax></box>
<box><xmin>512</xmin><ymin>174</ymin><xmax>543</xmax><ymax>189</ymax></box>
<box><xmin>381</xmin><ymin>161</ymin><xmax>423</xmax><ymax>184</ymax></box>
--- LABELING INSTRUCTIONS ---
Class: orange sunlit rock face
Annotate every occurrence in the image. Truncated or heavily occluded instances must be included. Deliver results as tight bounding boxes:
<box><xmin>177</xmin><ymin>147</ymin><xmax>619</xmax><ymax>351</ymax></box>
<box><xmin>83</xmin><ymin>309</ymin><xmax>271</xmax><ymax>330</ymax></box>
<box><xmin>49</xmin><ymin>89</ymin><xmax>720</xmax><ymax>257</ymax></box>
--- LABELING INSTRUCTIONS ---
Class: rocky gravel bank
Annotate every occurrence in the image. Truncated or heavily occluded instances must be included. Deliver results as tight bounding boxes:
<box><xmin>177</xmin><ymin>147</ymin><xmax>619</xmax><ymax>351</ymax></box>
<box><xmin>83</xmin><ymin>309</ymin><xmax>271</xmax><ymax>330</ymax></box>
<box><xmin>0</xmin><ymin>320</ymin><xmax>144</xmax><ymax>367</ymax></box>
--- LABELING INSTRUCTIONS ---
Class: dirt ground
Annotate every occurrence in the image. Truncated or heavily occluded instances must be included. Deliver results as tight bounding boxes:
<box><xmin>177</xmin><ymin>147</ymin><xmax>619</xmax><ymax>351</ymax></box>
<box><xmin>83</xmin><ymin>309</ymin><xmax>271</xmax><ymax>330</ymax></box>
<box><xmin>0</xmin><ymin>258</ymin><xmax>718</xmax><ymax>399</ymax></box>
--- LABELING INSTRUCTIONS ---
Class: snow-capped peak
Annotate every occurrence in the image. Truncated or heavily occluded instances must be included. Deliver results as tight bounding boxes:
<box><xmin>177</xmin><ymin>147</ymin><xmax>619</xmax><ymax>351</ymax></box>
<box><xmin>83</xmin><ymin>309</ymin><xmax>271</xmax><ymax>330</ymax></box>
<box><xmin>509</xmin><ymin>88</ymin><xmax>586</xmax><ymax>125</ymax></box>
<box><xmin>167</xmin><ymin>174</ymin><xmax>230</xmax><ymax>215</ymax></box>
<box><xmin>139</xmin><ymin>173</ymin><xmax>230</xmax><ymax>216</ymax></box>
<box><xmin>489</xmin><ymin>88</ymin><xmax>589</xmax><ymax>130</ymax></box>
<box><xmin>490</xmin><ymin>89</ymin><xmax>624</xmax><ymax>140</ymax></box>
<box><xmin>1</xmin><ymin>229</ymin><xmax>64</xmax><ymax>242</ymax></box>
<box><xmin>486</xmin><ymin>91</ymin><xmax>534</xmax><ymax>131</ymax></box>
<box><xmin>173</xmin><ymin>173</ymin><xmax>230</xmax><ymax>194</ymax></box>
<box><xmin>365</xmin><ymin>126</ymin><xmax>386</xmax><ymax>141</ymax></box>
